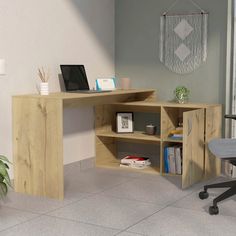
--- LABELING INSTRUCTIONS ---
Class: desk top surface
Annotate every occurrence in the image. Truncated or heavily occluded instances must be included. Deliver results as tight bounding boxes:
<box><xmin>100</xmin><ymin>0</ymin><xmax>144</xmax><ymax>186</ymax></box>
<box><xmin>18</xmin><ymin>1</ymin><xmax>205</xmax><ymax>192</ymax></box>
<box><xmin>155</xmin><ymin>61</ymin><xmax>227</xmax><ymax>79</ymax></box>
<box><xmin>13</xmin><ymin>89</ymin><xmax>155</xmax><ymax>100</ymax></box>
<box><xmin>13</xmin><ymin>89</ymin><xmax>221</xmax><ymax>108</ymax></box>
<box><xmin>113</xmin><ymin>101</ymin><xmax>221</xmax><ymax>109</ymax></box>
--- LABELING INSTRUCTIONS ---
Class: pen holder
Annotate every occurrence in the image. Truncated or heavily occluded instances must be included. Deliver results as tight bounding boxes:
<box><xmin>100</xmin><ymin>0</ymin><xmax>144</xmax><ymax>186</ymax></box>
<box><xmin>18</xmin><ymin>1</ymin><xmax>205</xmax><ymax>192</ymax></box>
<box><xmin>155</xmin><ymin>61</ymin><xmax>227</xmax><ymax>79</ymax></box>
<box><xmin>120</xmin><ymin>77</ymin><xmax>131</xmax><ymax>90</ymax></box>
<box><xmin>145</xmin><ymin>125</ymin><xmax>156</xmax><ymax>135</ymax></box>
<box><xmin>40</xmin><ymin>82</ymin><xmax>49</xmax><ymax>95</ymax></box>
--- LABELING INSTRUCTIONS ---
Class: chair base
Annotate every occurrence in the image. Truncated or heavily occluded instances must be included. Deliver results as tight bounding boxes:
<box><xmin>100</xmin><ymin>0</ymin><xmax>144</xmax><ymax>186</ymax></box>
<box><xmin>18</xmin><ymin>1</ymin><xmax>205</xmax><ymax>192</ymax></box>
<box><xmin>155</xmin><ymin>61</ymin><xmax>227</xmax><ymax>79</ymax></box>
<box><xmin>199</xmin><ymin>180</ymin><xmax>236</xmax><ymax>215</ymax></box>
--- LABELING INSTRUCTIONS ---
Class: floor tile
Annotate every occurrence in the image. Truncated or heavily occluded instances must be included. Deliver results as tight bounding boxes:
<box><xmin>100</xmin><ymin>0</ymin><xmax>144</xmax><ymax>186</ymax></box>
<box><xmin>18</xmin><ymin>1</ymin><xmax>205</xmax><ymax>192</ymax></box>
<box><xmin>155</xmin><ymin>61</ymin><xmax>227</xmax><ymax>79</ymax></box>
<box><xmin>5</xmin><ymin>166</ymin><xmax>235</xmax><ymax>236</ymax></box>
<box><xmin>94</xmin><ymin>167</ymin><xmax>144</xmax><ymax>178</ymax></box>
<box><xmin>64</xmin><ymin>161</ymin><xmax>81</xmax><ymax>177</ymax></box>
<box><xmin>102</xmin><ymin>176</ymin><xmax>193</xmax><ymax>205</ymax></box>
<box><xmin>173</xmin><ymin>186</ymin><xmax>236</xmax><ymax>217</ymax></box>
<box><xmin>0</xmin><ymin>215</ymin><xmax>118</xmax><ymax>236</ymax></box>
<box><xmin>2</xmin><ymin>190</ymin><xmax>89</xmax><ymax>214</ymax></box>
<box><xmin>117</xmin><ymin>231</ymin><xmax>145</xmax><ymax>236</ymax></box>
<box><xmin>128</xmin><ymin>206</ymin><xmax>236</xmax><ymax>236</ymax></box>
<box><xmin>0</xmin><ymin>206</ymin><xmax>38</xmax><ymax>231</ymax></box>
<box><xmin>80</xmin><ymin>157</ymin><xmax>95</xmax><ymax>170</ymax></box>
<box><xmin>64</xmin><ymin>169</ymin><xmax>133</xmax><ymax>194</ymax></box>
<box><xmin>47</xmin><ymin>194</ymin><xmax>163</xmax><ymax>230</ymax></box>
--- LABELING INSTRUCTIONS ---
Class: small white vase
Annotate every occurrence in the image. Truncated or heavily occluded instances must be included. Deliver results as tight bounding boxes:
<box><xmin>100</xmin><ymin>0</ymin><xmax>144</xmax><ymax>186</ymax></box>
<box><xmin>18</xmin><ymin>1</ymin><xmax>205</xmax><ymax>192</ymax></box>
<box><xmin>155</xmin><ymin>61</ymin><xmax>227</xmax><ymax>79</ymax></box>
<box><xmin>40</xmin><ymin>82</ymin><xmax>49</xmax><ymax>95</ymax></box>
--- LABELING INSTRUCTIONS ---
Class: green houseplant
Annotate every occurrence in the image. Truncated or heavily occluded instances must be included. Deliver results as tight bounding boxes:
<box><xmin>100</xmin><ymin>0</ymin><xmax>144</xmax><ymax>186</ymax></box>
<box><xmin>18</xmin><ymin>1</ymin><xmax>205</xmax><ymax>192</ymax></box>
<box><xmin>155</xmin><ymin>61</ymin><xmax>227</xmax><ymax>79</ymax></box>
<box><xmin>0</xmin><ymin>155</ymin><xmax>12</xmax><ymax>198</ymax></box>
<box><xmin>174</xmin><ymin>86</ymin><xmax>190</xmax><ymax>104</ymax></box>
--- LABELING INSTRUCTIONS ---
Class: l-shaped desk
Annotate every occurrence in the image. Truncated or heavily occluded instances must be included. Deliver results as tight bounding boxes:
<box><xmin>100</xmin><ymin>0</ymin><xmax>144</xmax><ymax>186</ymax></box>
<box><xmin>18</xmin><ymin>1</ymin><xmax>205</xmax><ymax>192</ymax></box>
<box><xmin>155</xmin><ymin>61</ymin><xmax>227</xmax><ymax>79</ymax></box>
<box><xmin>13</xmin><ymin>89</ymin><xmax>222</xmax><ymax>200</ymax></box>
<box><xmin>13</xmin><ymin>89</ymin><xmax>156</xmax><ymax>200</ymax></box>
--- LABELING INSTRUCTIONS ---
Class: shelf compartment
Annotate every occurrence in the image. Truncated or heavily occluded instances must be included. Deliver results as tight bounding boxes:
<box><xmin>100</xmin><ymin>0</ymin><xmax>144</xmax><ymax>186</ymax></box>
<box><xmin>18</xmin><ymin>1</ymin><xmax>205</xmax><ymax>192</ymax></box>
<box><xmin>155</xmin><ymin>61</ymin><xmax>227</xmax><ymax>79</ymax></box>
<box><xmin>112</xmin><ymin>102</ymin><xmax>161</xmax><ymax>113</ymax></box>
<box><xmin>162</xmin><ymin>143</ymin><xmax>183</xmax><ymax>177</ymax></box>
<box><xmin>97</xmin><ymin>162</ymin><xmax>160</xmax><ymax>175</ymax></box>
<box><xmin>97</xmin><ymin>131</ymin><xmax>161</xmax><ymax>143</ymax></box>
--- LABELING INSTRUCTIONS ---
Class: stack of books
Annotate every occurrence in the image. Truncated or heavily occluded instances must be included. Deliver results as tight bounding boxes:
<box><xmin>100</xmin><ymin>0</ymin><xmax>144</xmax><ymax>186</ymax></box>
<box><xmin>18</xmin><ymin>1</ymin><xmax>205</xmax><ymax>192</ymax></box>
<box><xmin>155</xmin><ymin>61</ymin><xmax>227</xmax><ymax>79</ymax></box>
<box><xmin>120</xmin><ymin>155</ymin><xmax>151</xmax><ymax>169</ymax></box>
<box><xmin>225</xmin><ymin>161</ymin><xmax>236</xmax><ymax>178</ymax></box>
<box><xmin>164</xmin><ymin>146</ymin><xmax>182</xmax><ymax>174</ymax></box>
<box><xmin>168</xmin><ymin>127</ymin><xmax>183</xmax><ymax>140</ymax></box>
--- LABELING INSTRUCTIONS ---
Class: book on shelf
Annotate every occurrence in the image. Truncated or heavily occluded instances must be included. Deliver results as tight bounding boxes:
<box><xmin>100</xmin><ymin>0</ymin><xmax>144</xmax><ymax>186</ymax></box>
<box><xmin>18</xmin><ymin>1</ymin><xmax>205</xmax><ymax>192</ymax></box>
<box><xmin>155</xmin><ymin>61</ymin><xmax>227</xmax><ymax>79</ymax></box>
<box><xmin>164</xmin><ymin>147</ymin><xmax>169</xmax><ymax>173</ymax></box>
<box><xmin>169</xmin><ymin>127</ymin><xmax>183</xmax><ymax>134</ymax></box>
<box><xmin>120</xmin><ymin>155</ymin><xmax>151</xmax><ymax>165</ymax></box>
<box><xmin>120</xmin><ymin>163</ymin><xmax>150</xmax><ymax>169</ymax></box>
<box><xmin>168</xmin><ymin>127</ymin><xmax>183</xmax><ymax>140</ymax></box>
<box><xmin>164</xmin><ymin>146</ymin><xmax>182</xmax><ymax>174</ymax></box>
<box><xmin>168</xmin><ymin>147</ymin><xmax>176</xmax><ymax>174</ymax></box>
<box><xmin>120</xmin><ymin>155</ymin><xmax>151</xmax><ymax>169</ymax></box>
<box><xmin>224</xmin><ymin>161</ymin><xmax>236</xmax><ymax>178</ymax></box>
<box><xmin>175</xmin><ymin>146</ymin><xmax>182</xmax><ymax>175</ymax></box>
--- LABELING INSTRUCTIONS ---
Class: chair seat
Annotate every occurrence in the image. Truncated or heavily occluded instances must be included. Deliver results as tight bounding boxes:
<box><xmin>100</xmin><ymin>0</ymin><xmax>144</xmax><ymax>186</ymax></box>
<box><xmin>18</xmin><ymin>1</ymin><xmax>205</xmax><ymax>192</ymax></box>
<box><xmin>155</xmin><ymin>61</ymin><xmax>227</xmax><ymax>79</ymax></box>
<box><xmin>208</xmin><ymin>138</ymin><xmax>236</xmax><ymax>159</ymax></box>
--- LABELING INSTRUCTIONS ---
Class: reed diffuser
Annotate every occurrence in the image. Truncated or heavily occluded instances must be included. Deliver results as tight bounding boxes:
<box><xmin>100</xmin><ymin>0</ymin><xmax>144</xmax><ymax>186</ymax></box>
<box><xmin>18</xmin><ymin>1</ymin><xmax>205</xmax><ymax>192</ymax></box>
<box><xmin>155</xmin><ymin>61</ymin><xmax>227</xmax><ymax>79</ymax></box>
<box><xmin>38</xmin><ymin>67</ymin><xmax>50</xmax><ymax>95</ymax></box>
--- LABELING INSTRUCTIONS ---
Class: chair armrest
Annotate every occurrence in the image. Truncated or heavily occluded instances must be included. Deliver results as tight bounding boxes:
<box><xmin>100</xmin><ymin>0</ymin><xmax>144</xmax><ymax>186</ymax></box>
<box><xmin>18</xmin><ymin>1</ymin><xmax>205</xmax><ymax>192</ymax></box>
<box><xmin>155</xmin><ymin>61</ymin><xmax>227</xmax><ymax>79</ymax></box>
<box><xmin>224</xmin><ymin>114</ymin><xmax>236</xmax><ymax>120</ymax></box>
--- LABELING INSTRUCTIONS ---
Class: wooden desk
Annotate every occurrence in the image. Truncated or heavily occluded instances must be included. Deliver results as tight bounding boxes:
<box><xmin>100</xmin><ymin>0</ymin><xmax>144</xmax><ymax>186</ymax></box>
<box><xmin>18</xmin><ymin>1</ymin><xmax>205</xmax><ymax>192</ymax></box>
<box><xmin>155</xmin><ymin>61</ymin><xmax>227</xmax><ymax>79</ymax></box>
<box><xmin>12</xmin><ymin>89</ymin><xmax>155</xmax><ymax>199</ymax></box>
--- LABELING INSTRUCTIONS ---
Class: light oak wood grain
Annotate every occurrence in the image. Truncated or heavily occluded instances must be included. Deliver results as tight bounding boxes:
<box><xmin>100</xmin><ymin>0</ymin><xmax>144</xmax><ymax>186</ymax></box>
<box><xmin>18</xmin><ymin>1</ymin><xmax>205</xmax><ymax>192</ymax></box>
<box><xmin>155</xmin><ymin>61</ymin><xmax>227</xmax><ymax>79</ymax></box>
<box><xmin>205</xmin><ymin>105</ymin><xmax>222</xmax><ymax>179</ymax></box>
<box><xmin>13</xmin><ymin>89</ymin><xmax>156</xmax><ymax>199</ymax></box>
<box><xmin>97</xmin><ymin>131</ymin><xmax>161</xmax><ymax>143</ymax></box>
<box><xmin>161</xmin><ymin>107</ymin><xmax>179</xmax><ymax>139</ymax></box>
<box><xmin>182</xmin><ymin>109</ymin><xmax>205</xmax><ymax>189</ymax></box>
<box><xmin>95</xmin><ymin>102</ymin><xmax>222</xmax><ymax>189</ymax></box>
<box><xmin>13</xmin><ymin>89</ymin><xmax>222</xmax><ymax>198</ymax></box>
<box><xmin>13</xmin><ymin>97</ymin><xmax>63</xmax><ymax>199</ymax></box>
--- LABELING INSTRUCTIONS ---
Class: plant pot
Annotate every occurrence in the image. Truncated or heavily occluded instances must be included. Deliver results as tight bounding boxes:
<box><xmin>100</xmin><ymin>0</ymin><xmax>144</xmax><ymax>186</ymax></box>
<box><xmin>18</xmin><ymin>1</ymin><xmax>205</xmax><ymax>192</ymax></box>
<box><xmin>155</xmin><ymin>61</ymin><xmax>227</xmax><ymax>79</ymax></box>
<box><xmin>174</xmin><ymin>86</ymin><xmax>189</xmax><ymax>104</ymax></box>
<box><xmin>40</xmin><ymin>82</ymin><xmax>49</xmax><ymax>95</ymax></box>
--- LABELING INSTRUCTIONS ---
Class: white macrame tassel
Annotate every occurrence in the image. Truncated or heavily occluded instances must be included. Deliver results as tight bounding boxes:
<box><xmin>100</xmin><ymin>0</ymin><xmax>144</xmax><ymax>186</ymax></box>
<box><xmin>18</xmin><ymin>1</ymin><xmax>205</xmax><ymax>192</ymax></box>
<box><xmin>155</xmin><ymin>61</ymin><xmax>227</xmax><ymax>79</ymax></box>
<box><xmin>159</xmin><ymin>13</ymin><xmax>208</xmax><ymax>74</ymax></box>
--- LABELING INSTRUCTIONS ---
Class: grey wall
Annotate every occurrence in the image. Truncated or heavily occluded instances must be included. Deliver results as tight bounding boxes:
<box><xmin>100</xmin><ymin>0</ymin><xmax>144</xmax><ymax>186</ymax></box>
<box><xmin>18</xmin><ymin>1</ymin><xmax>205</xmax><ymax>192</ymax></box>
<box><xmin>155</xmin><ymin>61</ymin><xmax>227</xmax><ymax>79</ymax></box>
<box><xmin>115</xmin><ymin>0</ymin><xmax>228</xmax><ymax>104</ymax></box>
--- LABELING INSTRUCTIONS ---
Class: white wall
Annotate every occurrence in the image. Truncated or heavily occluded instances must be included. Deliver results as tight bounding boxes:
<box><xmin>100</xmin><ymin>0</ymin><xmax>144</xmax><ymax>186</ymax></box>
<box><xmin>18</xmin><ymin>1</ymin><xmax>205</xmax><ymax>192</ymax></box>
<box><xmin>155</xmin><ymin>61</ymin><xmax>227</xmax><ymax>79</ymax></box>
<box><xmin>0</xmin><ymin>0</ymin><xmax>115</xmax><ymax>177</ymax></box>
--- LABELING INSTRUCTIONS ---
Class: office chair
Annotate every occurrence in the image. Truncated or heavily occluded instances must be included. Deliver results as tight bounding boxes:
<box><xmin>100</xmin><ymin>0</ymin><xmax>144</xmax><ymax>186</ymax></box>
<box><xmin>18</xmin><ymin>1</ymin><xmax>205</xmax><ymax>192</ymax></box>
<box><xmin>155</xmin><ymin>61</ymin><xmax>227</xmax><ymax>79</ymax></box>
<box><xmin>199</xmin><ymin>114</ymin><xmax>236</xmax><ymax>215</ymax></box>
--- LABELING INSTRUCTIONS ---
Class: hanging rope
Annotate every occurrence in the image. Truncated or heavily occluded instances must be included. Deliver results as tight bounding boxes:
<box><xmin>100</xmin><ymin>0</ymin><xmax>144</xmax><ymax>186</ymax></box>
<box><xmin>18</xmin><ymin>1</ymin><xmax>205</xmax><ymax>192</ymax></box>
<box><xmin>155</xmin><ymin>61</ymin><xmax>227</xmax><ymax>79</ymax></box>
<box><xmin>163</xmin><ymin>0</ymin><xmax>207</xmax><ymax>16</ymax></box>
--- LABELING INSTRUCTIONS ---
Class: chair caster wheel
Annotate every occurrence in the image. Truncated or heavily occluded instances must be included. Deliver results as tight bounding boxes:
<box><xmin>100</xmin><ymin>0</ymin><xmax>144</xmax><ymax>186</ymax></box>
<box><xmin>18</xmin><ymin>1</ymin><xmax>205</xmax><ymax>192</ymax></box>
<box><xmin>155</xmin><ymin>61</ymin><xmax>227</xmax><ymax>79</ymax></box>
<box><xmin>199</xmin><ymin>191</ymin><xmax>209</xmax><ymax>200</ymax></box>
<box><xmin>209</xmin><ymin>205</ymin><xmax>219</xmax><ymax>215</ymax></box>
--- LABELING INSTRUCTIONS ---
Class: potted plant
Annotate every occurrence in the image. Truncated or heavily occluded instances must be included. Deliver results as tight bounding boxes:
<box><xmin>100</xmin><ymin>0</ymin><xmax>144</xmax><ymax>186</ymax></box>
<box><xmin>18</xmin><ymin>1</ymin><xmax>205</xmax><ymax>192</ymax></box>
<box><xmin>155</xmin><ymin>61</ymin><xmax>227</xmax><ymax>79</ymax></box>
<box><xmin>0</xmin><ymin>155</ymin><xmax>12</xmax><ymax>198</ymax></box>
<box><xmin>174</xmin><ymin>86</ymin><xmax>190</xmax><ymax>104</ymax></box>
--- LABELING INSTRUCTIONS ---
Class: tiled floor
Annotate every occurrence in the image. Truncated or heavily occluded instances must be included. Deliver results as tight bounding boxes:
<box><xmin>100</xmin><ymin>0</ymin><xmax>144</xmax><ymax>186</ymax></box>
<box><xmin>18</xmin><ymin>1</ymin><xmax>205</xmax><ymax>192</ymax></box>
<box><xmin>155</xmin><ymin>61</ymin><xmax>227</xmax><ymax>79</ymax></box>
<box><xmin>1</xmin><ymin>166</ymin><xmax>236</xmax><ymax>236</ymax></box>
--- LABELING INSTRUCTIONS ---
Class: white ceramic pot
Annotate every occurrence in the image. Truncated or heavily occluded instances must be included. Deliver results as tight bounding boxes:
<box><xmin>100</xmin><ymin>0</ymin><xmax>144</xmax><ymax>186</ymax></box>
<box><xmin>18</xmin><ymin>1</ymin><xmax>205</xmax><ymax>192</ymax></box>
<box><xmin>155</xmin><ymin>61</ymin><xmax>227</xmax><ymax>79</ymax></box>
<box><xmin>40</xmin><ymin>82</ymin><xmax>49</xmax><ymax>95</ymax></box>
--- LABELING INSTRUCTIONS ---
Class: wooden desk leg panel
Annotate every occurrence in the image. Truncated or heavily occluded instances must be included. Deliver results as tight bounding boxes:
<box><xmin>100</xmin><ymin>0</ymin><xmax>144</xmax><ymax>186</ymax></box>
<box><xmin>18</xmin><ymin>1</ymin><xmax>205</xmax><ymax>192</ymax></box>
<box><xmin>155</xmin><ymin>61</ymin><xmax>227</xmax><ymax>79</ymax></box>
<box><xmin>13</xmin><ymin>97</ymin><xmax>64</xmax><ymax>199</ymax></box>
<box><xmin>204</xmin><ymin>106</ymin><xmax>222</xmax><ymax>179</ymax></box>
<box><xmin>182</xmin><ymin>109</ymin><xmax>205</xmax><ymax>189</ymax></box>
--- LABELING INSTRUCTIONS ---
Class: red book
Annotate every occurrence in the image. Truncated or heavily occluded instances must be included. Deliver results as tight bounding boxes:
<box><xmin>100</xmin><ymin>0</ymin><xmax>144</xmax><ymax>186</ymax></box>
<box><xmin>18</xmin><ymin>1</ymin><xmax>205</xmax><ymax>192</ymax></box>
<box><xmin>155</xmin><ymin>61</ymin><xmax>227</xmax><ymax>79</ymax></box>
<box><xmin>120</xmin><ymin>155</ymin><xmax>150</xmax><ymax>165</ymax></box>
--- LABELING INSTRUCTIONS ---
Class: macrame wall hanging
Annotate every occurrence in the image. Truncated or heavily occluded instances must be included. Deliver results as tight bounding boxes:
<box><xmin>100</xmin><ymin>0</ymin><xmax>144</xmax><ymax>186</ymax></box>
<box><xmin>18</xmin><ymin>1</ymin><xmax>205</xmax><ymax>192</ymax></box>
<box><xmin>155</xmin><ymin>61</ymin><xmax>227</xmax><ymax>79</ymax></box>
<box><xmin>159</xmin><ymin>0</ymin><xmax>208</xmax><ymax>74</ymax></box>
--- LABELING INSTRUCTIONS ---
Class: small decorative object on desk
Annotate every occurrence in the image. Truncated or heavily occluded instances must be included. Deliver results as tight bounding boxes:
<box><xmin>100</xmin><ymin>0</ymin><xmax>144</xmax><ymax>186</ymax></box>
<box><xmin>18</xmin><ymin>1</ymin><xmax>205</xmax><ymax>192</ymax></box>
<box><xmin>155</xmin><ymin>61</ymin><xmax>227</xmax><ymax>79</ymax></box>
<box><xmin>116</xmin><ymin>112</ymin><xmax>133</xmax><ymax>133</ymax></box>
<box><xmin>145</xmin><ymin>124</ymin><xmax>156</xmax><ymax>135</ymax></box>
<box><xmin>38</xmin><ymin>67</ymin><xmax>50</xmax><ymax>95</ymax></box>
<box><xmin>120</xmin><ymin>77</ymin><xmax>131</xmax><ymax>90</ymax></box>
<box><xmin>174</xmin><ymin>86</ymin><xmax>190</xmax><ymax>104</ymax></box>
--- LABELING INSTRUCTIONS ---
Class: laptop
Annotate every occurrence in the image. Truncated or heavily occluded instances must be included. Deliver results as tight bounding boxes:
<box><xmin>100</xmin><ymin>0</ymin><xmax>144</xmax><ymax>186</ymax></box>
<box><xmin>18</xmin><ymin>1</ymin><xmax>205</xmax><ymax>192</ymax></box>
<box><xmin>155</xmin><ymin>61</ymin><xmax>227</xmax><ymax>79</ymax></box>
<box><xmin>60</xmin><ymin>65</ymin><xmax>111</xmax><ymax>93</ymax></box>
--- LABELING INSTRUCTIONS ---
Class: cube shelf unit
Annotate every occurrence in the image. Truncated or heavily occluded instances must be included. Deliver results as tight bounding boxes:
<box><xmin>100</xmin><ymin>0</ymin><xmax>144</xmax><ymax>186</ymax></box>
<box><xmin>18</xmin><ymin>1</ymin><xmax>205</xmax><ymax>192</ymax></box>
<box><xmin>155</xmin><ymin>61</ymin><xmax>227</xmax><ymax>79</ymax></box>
<box><xmin>95</xmin><ymin>101</ymin><xmax>222</xmax><ymax>188</ymax></box>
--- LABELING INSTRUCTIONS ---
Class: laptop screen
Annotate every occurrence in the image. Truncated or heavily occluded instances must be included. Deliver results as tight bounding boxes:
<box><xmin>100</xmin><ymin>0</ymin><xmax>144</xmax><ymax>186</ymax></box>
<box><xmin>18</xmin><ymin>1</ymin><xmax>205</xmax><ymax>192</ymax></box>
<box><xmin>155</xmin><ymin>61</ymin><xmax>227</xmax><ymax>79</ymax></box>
<box><xmin>60</xmin><ymin>65</ymin><xmax>90</xmax><ymax>91</ymax></box>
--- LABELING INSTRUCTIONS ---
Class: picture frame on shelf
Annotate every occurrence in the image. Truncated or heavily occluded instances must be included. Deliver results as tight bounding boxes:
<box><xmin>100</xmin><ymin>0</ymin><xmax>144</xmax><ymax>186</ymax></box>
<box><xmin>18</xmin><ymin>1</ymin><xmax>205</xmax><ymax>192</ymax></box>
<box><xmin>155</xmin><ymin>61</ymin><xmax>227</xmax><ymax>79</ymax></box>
<box><xmin>116</xmin><ymin>112</ymin><xmax>133</xmax><ymax>133</ymax></box>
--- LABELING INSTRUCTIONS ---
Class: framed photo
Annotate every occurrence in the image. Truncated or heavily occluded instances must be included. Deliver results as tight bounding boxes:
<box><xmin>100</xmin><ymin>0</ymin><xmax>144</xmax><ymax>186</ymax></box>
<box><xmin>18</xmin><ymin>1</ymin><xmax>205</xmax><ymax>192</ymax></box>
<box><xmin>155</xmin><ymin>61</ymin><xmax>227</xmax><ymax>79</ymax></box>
<box><xmin>116</xmin><ymin>112</ymin><xmax>133</xmax><ymax>133</ymax></box>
